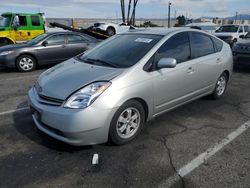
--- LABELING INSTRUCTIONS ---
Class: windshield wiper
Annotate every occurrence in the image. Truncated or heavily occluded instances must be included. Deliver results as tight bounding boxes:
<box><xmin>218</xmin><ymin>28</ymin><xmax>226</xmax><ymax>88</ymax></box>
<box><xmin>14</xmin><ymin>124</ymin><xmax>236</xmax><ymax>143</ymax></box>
<box><xmin>84</xmin><ymin>58</ymin><xmax>118</xmax><ymax>68</ymax></box>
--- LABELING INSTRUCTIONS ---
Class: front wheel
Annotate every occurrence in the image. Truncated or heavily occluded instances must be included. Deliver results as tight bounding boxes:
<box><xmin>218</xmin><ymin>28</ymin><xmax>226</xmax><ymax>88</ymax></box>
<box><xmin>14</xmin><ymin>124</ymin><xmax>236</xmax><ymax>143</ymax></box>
<box><xmin>16</xmin><ymin>55</ymin><xmax>36</xmax><ymax>72</ymax></box>
<box><xmin>109</xmin><ymin>100</ymin><xmax>145</xmax><ymax>145</ymax></box>
<box><xmin>210</xmin><ymin>72</ymin><xmax>228</xmax><ymax>99</ymax></box>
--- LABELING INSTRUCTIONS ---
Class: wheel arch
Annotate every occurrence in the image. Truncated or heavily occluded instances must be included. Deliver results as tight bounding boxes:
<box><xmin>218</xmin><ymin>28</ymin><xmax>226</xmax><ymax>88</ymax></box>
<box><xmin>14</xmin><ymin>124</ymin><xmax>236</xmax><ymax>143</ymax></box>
<box><xmin>0</xmin><ymin>37</ymin><xmax>15</xmax><ymax>44</ymax></box>
<box><xmin>16</xmin><ymin>53</ymin><xmax>39</xmax><ymax>66</ymax></box>
<box><xmin>124</xmin><ymin>97</ymin><xmax>149</xmax><ymax>122</ymax></box>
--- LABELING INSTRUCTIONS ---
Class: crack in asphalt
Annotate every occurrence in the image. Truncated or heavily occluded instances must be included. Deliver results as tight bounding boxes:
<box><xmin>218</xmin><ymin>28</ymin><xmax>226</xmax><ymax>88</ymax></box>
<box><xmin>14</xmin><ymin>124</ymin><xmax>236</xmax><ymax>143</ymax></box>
<box><xmin>162</xmin><ymin>137</ymin><xmax>185</xmax><ymax>188</ymax></box>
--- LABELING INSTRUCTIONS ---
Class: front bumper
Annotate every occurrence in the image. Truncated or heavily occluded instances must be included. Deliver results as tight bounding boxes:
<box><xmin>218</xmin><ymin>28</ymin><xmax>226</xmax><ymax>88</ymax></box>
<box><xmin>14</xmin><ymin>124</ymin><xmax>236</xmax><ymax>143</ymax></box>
<box><xmin>28</xmin><ymin>87</ymin><xmax>117</xmax><ymax>146</ymax></box>
<box><xmin>0</xmin><ymin>54</ymin><xmax>16</xmax><ymax>68</ymax></box>
<box><xmin>233</xmin><ymin>51</ymin><xmax>250</xmax><ymax>67</ymax></box>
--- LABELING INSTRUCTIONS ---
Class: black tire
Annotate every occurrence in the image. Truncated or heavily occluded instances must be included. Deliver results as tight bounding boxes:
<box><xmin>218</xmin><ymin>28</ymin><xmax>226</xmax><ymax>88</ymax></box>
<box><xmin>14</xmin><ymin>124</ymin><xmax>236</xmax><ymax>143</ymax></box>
<box><xmin>106</xmin><ymin>27</ymin><xmax>115</xmax><ymax>36</ymax></box>
<box><xmin>109</xmin><ymin>100</ymin><xmax>145</xmax><ymax>145</ymax></box>
<box><xmin>16</xmin><ymin>55</ymin><xmax>37</xmax><ymax>72</ymax></box>
<box><xmin>210</xmin><ymin>72</ymin><xmax>228</xmax><ymax>99</ymax></box>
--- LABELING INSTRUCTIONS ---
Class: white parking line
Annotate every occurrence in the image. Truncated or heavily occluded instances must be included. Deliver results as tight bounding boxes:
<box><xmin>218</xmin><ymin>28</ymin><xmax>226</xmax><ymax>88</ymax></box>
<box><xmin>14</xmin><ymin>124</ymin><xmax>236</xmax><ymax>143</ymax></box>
<box><xmin>0</xmin><ymin>107</ymin><xmax>30</xmax><ymax>116</ymax></box>
<box><xmin>159</xmin><ymin>120</ymin><xmax>250</xmax><ymax>187</ymax></box>
<box><xmin>0</xmin><ymin>74</ymin><xmax>38</xmax><ymax>82</ymax></box>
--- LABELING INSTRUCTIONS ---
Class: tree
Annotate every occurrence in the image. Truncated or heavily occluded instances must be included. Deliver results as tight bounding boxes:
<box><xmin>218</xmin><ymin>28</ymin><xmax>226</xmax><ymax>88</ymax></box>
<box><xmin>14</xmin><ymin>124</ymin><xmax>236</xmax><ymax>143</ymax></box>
<box><xmin>176</xmin><ymin>15</ymin><xmax>186</xmax><ymax>26</ymax></box>
<box><xmin>120</xmin><ymin>0</ymin><xmax>139</xmax><ymax>26</ymax></box>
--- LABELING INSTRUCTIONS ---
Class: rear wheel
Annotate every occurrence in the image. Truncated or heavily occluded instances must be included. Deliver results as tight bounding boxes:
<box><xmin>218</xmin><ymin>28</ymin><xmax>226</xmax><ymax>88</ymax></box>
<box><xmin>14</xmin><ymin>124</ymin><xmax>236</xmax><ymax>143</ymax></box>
<box><xmin>210</xmin><ymin>72</ymin><xmax>228</xmax><ymax>99</ymax></box>
<box><xmin>106</xmin><ymin>27</ymin><xmax>115</xmax><ymax>36</ymax></box>
<box><xmin>16</xmin><ymin>55</ymin><xmax>37</xmax><ymax>72</ymax></box>
<box><xmin>109</xmin><ymin>100</ymin><xmax>145</xmax><ymax>145</ymax></box>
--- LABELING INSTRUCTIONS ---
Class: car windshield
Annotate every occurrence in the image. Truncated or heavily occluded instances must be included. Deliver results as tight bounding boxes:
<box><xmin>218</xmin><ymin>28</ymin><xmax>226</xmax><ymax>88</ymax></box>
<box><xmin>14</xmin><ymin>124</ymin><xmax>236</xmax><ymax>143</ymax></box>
<box><xmin>79</xmin><ymin>34</ymin><xmax>162</xmax><ymax>68</ymax></box>
<box><xmin>0</xmin><ymin>16</ymin><xmax>11</xmax><ymax>27</ymax></box>
<box><xmin>245</xmin><ymin>32</ymin><xmax>250</xmax><ymax>38</ymax></box>
<box><xmin>27</xmin><ymin>33</ymin><xmax>49</xmax><ymax>45</ymax></box>
<box><xmin>216</xmin><ymin>25</ymin><xmax>239</xmax><ymax>33</ymax></box>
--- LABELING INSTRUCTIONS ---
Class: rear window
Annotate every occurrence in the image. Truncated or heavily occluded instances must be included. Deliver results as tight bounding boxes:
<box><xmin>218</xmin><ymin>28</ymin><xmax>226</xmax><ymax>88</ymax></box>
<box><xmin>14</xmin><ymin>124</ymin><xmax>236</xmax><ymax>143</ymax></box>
<box><xmin>67</xmin><ymin>34</ymin><xmax>86</xmax><ymax>43</ymax></box>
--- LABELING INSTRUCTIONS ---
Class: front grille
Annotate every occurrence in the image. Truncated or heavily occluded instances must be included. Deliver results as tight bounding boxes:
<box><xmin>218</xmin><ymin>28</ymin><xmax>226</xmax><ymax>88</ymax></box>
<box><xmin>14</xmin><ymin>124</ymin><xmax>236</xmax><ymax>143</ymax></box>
<box><xmin>38</xmin><ymin>94</ymin><xmax>64</xmax><ymax>106</ymax></box>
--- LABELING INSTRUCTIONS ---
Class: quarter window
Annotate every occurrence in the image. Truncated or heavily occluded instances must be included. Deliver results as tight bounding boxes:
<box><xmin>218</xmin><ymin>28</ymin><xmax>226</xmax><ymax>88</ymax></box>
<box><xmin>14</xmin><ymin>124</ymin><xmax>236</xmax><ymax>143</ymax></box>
<box><xmin>46</xmin><ymin>35</ymin><xmax>65</xmax><ymax>45</ymax></box>
<box><xmin>190</xmin><ymin>33</ymin><xmax>215</xmax><ymax>58</ymax></box>
<box><xmin>31</xmin><ymin>16</ymin><xmax>40</xmax><ymax>26</ymax></box>
<box><xmin>155</xmin><ymin>32</ymin><xmax>191</xmax><ymax>64</ymax></box>
<box><xmin>212</xmin><ymin>37</ymin><xmax>223</xmax><ymax>52</ymax></box>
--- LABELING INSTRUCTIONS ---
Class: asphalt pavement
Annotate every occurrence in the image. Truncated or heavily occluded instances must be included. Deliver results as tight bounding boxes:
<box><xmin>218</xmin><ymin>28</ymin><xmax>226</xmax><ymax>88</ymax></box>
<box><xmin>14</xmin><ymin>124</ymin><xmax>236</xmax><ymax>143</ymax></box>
<box><xmin>0</xmin><ymin>66</ymin><xmax>250</xmax><ymax>188</ymax></box>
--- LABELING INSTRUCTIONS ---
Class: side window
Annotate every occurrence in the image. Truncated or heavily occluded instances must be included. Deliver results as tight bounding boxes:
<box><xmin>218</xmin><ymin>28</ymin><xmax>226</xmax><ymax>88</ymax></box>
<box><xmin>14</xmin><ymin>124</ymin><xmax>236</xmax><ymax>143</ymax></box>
<box><xmin>67</xmin><ymin>34</ymin><xmax>86</xmax><ymax>43</ymax></box>
<box><xmin>244</xmin><ymin>26</ymin><xmax>249</xmax><ymax>32</ymax></box>
<box><xmin>190</xmin><ymin>32</ymin><xmax>215</xmax><ymax>58</ymax></box>
<box><xmin>18</xmin><ymin>16</ymin><xmax>27</xmax><ymax>26</ymax></box>
<box><xmin>155</xmin><ymin>32</ymin><xmax>191</xmax><ymax>64</ymax></box>
<box><xmin>212</xmin><ymin>37</ymin><xmax>223</xmax><ymax>52</ymax></box>
<box><xmin>31</xmin><ymin>16</ymin><xmax>40</xmax><ymax>26</ymax></box>
<box><xmin>46</xmin><ymin>35</ymin><xmax>65</xmax><ymax>45</ymax></box>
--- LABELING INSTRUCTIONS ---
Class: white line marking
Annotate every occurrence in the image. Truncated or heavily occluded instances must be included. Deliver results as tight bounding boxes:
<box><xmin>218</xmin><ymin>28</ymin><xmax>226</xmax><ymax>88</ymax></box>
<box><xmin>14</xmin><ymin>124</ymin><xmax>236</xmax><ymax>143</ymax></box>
<box><xmin>0</xmin><ymin>74</ymin><xmax>38</xmax><ymax>82</ymax></box>
<box><xmin>159</xmin><ymin>121</ymin><xmax>250</xmax><ymax>187</ymax></box>
<box><xmin>0</xmin><ymin>107</ymin><xmax>30</xmax><ymax>116</ymax></box>
<box><xmin>178</xmin><ymin>121</ymin><xmax>250</xmax><ymax>177</ymax></box>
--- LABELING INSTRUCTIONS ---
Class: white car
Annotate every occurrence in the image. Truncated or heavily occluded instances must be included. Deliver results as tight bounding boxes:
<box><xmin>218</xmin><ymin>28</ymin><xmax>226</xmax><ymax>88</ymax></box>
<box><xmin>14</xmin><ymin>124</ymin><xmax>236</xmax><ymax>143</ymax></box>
<box><xmin>92</xmin><ymin>22</ymin><xmax>134</xmax><ymax>36</ymax></box>
<box><xmin>185</xmin><ymin>22</ymin><xmax>219</xmax><ymax>33</ymax></box>
<box><xmin>215</xmin><ymin>24</ymin><xmax>250</xmax><ymax>46</ymax></box>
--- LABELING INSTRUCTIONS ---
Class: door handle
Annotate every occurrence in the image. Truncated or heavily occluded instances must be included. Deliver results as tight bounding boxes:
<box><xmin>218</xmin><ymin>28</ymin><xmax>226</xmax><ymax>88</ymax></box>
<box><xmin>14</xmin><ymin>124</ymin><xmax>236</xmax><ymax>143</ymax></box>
<box><xmin>187</xmin><ymin>67</ymin><xmax>194</xmax><ymax>74</ymax></box>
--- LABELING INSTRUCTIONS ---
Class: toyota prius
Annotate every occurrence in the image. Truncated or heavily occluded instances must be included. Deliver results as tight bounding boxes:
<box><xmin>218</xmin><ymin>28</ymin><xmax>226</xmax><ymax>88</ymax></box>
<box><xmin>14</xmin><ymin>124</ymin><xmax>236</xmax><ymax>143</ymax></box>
<box><xmin>28</xmin><ymin>28</ymin><xmax>233</xmax><ymax>146</ymax></box>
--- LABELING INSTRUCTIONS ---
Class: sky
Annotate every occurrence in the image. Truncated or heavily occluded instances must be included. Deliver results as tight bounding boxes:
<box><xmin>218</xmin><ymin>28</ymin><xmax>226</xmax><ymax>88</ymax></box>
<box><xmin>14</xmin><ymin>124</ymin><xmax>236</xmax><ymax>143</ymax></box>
<box><xmin>0</xmin><ymin>0</ymin><xmax>249</xmax><ymax>19</ymax></box>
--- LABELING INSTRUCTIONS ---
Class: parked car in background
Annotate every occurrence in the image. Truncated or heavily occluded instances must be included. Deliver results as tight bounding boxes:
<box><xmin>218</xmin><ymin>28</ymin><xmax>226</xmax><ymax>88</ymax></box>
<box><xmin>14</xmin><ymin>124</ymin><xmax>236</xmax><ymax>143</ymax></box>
<box><xmin>232</xmin><ymin>31</ymin><xmax>250</xmax><ymax>68</ymax></box>
<box><xmin>215</xmin><ymin>24</ymin><xmax>250</xmax><ymax>46</ymax></box>
<box><xmin>92</xmin><ymin>22</ymin><xmax>135</xmax><ymax>36</ymax></box>
<box><xmin>0</xmin><ymin>12</ymin><xmax>46</xmax><ymax>46</ymax></box>
<box><xmin>28</xmin><ymin>28</ymin><xmax>233</xmax><ymax>146</ymax></box>
<box><xmin>0</xmin><ymin>31</ymin><xmax>99</xmax><ymax>72</ymax></box>
<box><xmin>185</xmin><ymin>22</ymin><xmax>219</xmax><ymax>33</ymax></box>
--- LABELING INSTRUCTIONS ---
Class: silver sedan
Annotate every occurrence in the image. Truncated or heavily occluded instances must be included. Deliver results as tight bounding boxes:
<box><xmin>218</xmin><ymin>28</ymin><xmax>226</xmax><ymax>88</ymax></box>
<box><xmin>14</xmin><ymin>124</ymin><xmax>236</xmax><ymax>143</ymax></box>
<box><xmin>28</xmin><ymin>28</ymin><xmax>233</xmax><ymax>146</ymax></box>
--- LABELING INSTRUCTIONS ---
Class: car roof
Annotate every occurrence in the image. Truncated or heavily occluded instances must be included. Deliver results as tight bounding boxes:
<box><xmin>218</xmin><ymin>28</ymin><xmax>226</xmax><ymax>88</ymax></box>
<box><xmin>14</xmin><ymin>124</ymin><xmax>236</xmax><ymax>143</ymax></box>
<box><xmin>44</xmin><ymin>31</ymin><xmax>97</xmax><ymax>41</ymax></box>
<box><xmin>125</xmin><ymin>27</ymin><xmax>200</xmax><ymax>36</ymax></box>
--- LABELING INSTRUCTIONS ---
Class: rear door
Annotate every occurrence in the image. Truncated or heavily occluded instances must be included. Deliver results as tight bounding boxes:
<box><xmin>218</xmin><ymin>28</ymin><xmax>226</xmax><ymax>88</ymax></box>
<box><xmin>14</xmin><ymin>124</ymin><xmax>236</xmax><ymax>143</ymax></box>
<box><xmin>65</xmin><ymin>34</ymin><xmax>89</xmax><ymax>58</ymax></box>
<box><xmin>189</xmin><ymin>32</ymin><xmax>222</xmax><ymax>92</ymax></box>
<box><xmin>151</xmin><ymin>32</ymin><xmax>199</xmax><ymax>114</ymax></box>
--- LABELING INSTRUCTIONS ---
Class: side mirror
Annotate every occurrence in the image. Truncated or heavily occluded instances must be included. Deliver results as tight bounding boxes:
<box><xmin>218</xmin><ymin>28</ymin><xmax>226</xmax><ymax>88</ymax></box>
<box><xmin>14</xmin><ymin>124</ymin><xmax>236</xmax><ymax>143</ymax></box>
<box><xmin>12</xmin><ymin>15</ymin><xmax>20</xmax><ymax>29</ymax></box>
<box><xmin>239</xmin><ymin>35</ymin><xmax>245</xmax><ymax>39</ymax></box>
<box><xmin>42</xmin><ymin>41</ymin><xmax>48</xmax><ymax>46</ymax></box>
<box><xmin>157</xmin><ymin>58</ymin><xmax>177</xmax><ymax>69</ymax></box>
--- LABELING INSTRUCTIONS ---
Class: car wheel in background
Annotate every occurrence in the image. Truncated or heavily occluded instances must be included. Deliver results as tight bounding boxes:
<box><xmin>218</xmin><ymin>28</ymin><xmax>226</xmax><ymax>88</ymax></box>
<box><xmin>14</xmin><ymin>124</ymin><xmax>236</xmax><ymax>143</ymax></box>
<box><xmin>109</xmin><ymin>100</ymin><xmax>145</xmax><ymax>145</ymax></box>
<box><xmin>16</xmin><ymin>55</ymin><xmax>37</xmax><ymax>72</ymax></box>
<box><xmin>210</xmin><ymin>72</ymin><xmax>228</xmax><ymax>99</ymax></box>
<box><xmin>106</xmin><ymin>27</ymin><xmax>115</xmax><ymax>36</ymax></box>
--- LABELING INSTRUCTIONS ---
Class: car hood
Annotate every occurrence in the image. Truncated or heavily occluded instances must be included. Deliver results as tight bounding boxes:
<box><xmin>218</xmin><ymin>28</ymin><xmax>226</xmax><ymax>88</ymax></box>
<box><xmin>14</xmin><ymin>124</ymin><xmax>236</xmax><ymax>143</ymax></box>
<box><xmin>215</xmin><ymin>33</ymin><xmax>236</xmax><ymax>37</ymax></box>
<box><xmin>0</xmin><ymin>43</ymin><xmax>31</xmax><ymax>52</ymax></box>
<box><xmin>237</xmin><ymin>39</ymin><xmax>250</xmax><ymax>46</ymax></box>
<box><xmin>37</xmin><ymin>59</ymin><xmax>124</xmax><ymax>100</ymax></box>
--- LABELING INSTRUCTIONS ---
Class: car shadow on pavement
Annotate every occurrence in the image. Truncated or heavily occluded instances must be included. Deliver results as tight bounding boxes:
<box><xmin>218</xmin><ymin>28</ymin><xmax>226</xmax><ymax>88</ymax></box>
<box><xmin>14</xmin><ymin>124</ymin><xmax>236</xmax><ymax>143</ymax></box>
<box><xmin>12</xmin><ymin>101</ymin><xmax>93</xmax><ymax>152</ymax></box>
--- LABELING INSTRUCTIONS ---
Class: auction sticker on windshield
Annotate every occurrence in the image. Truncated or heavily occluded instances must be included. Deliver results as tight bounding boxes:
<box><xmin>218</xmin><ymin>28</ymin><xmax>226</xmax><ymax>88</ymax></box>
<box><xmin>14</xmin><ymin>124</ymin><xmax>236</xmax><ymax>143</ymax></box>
<box><xmin>135</xmin><ymin>38</ymin><xmax>153</xmax><ymax>43</ymax></box>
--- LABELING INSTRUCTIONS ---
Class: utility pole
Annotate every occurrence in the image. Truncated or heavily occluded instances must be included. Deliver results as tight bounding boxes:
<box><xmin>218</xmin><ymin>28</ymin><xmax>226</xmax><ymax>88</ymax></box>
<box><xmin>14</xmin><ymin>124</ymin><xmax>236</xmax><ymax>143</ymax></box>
<box><xmin>235</xmin><ymin>11</ymin><xmax>238</xmax><ymax>24</ymax></box>
<box><xmin>168</xmin><ymin>2</ymin><xmax>171</xmax><ymax>28</ymax></box>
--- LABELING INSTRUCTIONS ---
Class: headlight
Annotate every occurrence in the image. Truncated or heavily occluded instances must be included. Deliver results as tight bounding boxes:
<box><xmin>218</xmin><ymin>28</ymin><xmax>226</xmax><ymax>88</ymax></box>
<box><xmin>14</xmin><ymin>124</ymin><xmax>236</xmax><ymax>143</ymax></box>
<box><xmin>0</xmin><ymin>51</ymin><xmax>14</xmax><ymax>56</ymax></box>
<box><xmin>64</xmin><ymin>81</ymin><xmax>111</xmax><ymax>109</ymax></box>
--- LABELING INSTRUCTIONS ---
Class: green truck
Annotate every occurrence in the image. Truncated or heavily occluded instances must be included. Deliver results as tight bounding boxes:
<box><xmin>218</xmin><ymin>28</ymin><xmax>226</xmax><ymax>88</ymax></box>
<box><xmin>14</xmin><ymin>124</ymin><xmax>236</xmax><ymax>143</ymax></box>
<box><xmin>0</xmin><ymin>12</ymin><xmax>46</xmax><ymax>46</ymax></box>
